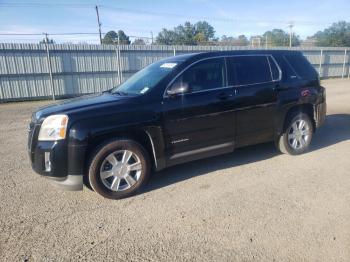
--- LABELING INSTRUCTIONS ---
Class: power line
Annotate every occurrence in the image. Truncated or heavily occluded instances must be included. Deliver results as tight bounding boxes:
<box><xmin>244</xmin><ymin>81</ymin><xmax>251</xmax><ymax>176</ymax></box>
<box><xmin>0</xmin><ymin>2</ymin><xmax>94</xmax><ymax>8</ymax></box>
<box><xmin>99</xmin><ymin>5</ymin><xmax>321</xmax><ymax>25</ymax></box>
<box><xmin>0</xmin><ymin>2</ymin><xmax>332</xmax><ymax>25</ymax></box>
<box><xmin>0</xmin><ymin>33</ymin><xmax>100</xmax><ymax>36</ymax></box>
<box><xmin>0</xmin><ymin>32</ymin><xmax>154</xmax><ymax>44</ymax></box>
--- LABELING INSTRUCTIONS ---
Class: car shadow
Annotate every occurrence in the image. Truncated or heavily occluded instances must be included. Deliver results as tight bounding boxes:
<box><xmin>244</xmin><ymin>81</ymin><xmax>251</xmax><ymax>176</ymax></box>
<box><xmin>310</xmin><ymin>114</ymin><xmax>350</xmax><ymax>151</ymax></box>
<box><xmin>142</xmin><ymin>114</ymin><xmax>350</xmax><ymax>194</ymax></box>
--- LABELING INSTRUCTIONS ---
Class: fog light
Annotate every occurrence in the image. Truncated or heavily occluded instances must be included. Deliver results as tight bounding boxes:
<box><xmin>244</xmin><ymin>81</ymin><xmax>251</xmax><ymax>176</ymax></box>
<box><xmin>44</xmin><ymin>152</ymin><xmax>51</xmax><ymax>172</ymax></box>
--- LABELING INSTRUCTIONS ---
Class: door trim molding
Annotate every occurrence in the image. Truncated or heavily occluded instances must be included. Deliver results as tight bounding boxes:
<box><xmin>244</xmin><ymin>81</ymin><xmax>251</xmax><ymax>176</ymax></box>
<box><xmin>169</xmin><ymin>142</ymin><xmax>234</xmax><ymax>160</ymax></box>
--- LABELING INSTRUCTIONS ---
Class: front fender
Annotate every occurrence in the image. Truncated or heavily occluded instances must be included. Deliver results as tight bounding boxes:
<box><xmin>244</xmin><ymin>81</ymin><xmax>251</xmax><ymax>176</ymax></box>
<box><xmin>67</xmin><ymin>114</ymin><xmax>167</xmax><ymax>174</ymax></box>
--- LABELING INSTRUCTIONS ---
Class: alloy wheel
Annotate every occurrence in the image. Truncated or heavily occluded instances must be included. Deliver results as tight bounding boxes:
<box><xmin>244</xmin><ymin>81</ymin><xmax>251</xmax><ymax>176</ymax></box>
<box><xmin>287</xmin><ymin>119</ymin><xmax>311</xmax><ymax>150</ymax></box>
<box><xmin>99</xmin><ymin>150</ymin><xmax>142</xmax><ymax>191</ymax></box>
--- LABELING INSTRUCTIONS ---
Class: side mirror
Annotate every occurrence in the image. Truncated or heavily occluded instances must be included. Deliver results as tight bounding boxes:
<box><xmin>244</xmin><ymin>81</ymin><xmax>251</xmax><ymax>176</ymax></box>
<box><xmin>166</xmin><ymin>83</ymin><xmax>190</xmax><ymax>96</ymax></box>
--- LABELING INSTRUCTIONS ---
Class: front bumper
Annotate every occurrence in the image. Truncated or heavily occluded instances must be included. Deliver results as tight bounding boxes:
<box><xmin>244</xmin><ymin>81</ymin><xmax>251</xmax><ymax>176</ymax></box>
<box><xmin>28</xmin><ymin>123</ymin><xmax>85</xmax><ymax>191</ymax></box>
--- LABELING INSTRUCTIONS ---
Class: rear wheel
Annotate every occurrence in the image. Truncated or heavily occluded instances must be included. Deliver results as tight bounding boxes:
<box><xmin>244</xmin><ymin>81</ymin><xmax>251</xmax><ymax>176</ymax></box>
<box><xmin>88</xmin><ymin>139</ymin><xmax>150</xmax><ymax>199</ymax></box>
<box><xmin>276</xmin><ymin>112</ymin><xmax>313</xmax><ymax>155</ymax></box>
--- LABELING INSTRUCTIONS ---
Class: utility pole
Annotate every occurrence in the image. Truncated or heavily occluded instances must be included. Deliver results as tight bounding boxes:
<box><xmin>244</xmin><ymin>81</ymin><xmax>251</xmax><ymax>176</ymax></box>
<box><xmin>43</xmin><ymin>33</ymin><xmax>55</xmax><ymax>100</ymax></box>
<box><xmin>95</xmin><ymin>5</ymin><xmax>102</xmax><ymax>44</ymax></box>
<box><xmin>44</xmin><ymin>32</ymin><xmax>49</xmax><ymax>43</ymax></box>
<box><xmin>288</xmin><ymin>22</ymin><xmax>294</xmax><ymax>47</ymax></box>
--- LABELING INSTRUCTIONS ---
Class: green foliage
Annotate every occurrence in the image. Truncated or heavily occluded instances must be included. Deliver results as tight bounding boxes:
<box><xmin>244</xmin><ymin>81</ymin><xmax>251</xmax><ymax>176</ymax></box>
<box><xmin>99</xmin><ymin>21</ymin><xmax>350</xmax><ymax>47</ymax></box>
<box><xmin>195</xmin><ymin>21</ymin><xmax>215</xmax><ymax>41</ymax></box>
<box><xmin>220</xmin><ymin>35</ymin><xmax>249</xmax><ymax>46</ymax></box>
<box><xmin>313</xmin><ymin>21</ymin><xmax>350</xmax><ymax>47</ymax></box>
<box><xmin>263</xmin><ymin>29</ymin><xmax>300</xmax><ymax>47</ymax></box>
<box><xmin>156</xmin><ymin>21</ymin><xmax>215</xmax><ymax>45</ymax></box>
<box><xmin>102</xmin><ymin>30</ymin><xmax>131</xmax><ymax>45</ymax></box>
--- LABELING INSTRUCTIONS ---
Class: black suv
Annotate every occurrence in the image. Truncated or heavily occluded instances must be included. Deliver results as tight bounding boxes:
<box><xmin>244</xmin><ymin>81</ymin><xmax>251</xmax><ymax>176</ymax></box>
<box><xmin>28</xmin><ymin>50</ymin><xmax>326</xmax><ymax>199</ymax></box>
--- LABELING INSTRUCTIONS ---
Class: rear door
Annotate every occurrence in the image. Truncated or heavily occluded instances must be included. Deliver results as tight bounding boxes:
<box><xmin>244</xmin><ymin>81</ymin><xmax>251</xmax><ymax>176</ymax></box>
<box><xmin>227</xmin><ymin>55</ymin><xmax>280</xmax><ymax>147</ymax></box>
<box><xmin>161</xmin><ymin>57</ymin><xmax>235</xmax><ymax>165</ymax></box>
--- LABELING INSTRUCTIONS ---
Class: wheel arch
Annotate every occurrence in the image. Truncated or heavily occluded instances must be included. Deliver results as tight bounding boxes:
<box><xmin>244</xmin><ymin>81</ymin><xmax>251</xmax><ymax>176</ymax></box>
<box><xmin>84</xmin><ymin>128</ymin><xmax>159</xmax><ymax>174</ymax></box>
<box><xmin>279</xmin><ymin>103</ymin><xmax>316</xmax><ymax>135</ymax></box>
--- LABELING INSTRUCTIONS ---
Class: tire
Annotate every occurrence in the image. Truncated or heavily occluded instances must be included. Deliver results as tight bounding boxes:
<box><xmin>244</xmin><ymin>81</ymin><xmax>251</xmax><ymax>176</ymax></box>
<box><xmin>88</xmin><ymin>139</ymin><xmax>150</xmax><ymax>199</ymax></box>
<box><xmin>276</xmin><ymin>112</ymin><xmax>313</xmax><ymax>155</ymax></box>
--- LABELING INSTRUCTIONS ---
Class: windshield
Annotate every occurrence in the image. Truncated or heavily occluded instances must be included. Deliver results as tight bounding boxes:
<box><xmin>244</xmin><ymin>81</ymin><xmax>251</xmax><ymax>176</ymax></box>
<box><xmin>111</xmin><ymin>60</ymin><xmax>180</xmax><ymax>95</ymax></box>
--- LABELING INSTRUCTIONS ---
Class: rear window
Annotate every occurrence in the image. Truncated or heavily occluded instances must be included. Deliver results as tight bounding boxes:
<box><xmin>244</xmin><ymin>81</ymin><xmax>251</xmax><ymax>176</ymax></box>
<box><xmin>227</xmin><ymin>56</ymin><xmax>272</xmax><ymax>86</ymax></box>
<box><xmin>283</xmin><ymin>54</ymin><xmax>317</xmax><ymax>80</ymax></box>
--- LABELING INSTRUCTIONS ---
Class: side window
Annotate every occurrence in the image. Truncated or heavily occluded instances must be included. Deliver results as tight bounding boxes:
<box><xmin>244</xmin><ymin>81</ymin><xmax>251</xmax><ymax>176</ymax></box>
<box><xmin>283</xmin><ymin>54</ymin><xmax>317</xmax><ymax>80</ymax></box>
<box><xmin>268</xmin><ymin>56</ymin><xmax>280</xmax><ymax>81</ymax></box>
<box><xmin>170</xmin><ymin>58</ymin><xmax>225</xmax><ymax>93</ymax></box>
<box><xmin>227</xmin><ymin>56</ymin><xmax>272</xmax><ymax>86</ymax></box>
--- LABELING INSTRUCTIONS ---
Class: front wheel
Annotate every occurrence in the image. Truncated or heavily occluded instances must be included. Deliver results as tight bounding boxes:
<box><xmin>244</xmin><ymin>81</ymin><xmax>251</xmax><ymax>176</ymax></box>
<box><xmin>276</xmin><ymin>113</ymin><xmax>313</xmax><ymax>155</ymax></box>
<box><xmin>88</xmin><ymin>139</ymin><xmax>150</xmax><ymax>199</ymax></box>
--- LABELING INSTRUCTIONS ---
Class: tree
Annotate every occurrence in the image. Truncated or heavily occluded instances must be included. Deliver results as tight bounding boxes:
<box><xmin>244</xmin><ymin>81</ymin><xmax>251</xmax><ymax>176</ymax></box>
<box><xmin>193</xmin><ymin>32</ymin><xmax>206</xmax><ymax>43</ymax></box>
<box><xmin>156</xmin><ymin>29</ymin><xmax>178</xmax><ymax>45</ymax></box>
<box><xmin>194</xmin><ymin>21</ymin><xmax>215</xmax><ymax>41</ymax></box>
<box><xmin>263</xmin><ymin>29</ymin><xmax>300</xmax><ymax>47</ymax></box>
<box><xmin>102</xmin><ymin>30</ymin><xmax>130</xmax><ymax>45</ymax></box>
<box><xmin>117</xmin><ymin>30</ymin><xmax>131</xmax><ymax>44</ymax></box>
<box><xmin>313</xmin><ymin>21</ymin><xmax>350</xmax><ymax>47</ymax></box>
<box><xmin>156</xmin><ymin>21</ymin><xmax>216</xmax><ymax>45</ymax></box>
<box><xmin>102</xmin><ymin>31</ymin><xmax>118</xmax><ymax>44</ymax></box>
<box><xmin>237</xmin><ymin>35</ymin><xmax>249</xmax><ymax>46</ymax></box>
<box><xmin>132</xmin><ymin>38</ymin><xmax>146</xmax><ymax>45</ymax></box>
<box><xmin>220</xmin><ymin>35</ymin><xmax>248</xmax><ymax>46</ymax></box>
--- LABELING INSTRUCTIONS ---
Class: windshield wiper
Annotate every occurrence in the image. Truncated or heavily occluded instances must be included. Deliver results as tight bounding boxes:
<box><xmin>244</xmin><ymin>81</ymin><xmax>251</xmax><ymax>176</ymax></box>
<box><xmin>113</xmin><ymin>91</ymin><xmax>128</xmax><ymax>96</ymax></box>
<box><xmin>102</xmin><ymin>89</ymin><xmax>111</xmax><ymax>93</ymax></box>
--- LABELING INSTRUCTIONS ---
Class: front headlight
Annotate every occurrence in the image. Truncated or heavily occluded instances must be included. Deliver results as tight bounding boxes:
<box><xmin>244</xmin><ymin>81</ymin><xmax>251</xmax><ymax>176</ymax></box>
<box><xmin>38</xmin><ymin>114</ymin><xmax>69</xmax><ymax>141</ymax></box>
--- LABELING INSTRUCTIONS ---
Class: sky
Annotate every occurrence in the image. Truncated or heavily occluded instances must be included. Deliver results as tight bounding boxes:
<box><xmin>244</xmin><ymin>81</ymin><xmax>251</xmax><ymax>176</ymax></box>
<box><xmin>0</xmin><ymin>0</ymin><xmax>349</xmax><ymax>44</ymax></box>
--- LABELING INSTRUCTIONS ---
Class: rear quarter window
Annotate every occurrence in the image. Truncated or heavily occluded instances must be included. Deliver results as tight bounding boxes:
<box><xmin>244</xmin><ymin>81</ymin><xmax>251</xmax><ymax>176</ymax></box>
<box><xmin>283</xmin><ymin>54</ymin><xmax>318</xmax><ymax>80</ymax></box>
<box><xmin>268</xmin><ymin>56</ymin><xmax>280</xmax><ymax>81</ymax></box>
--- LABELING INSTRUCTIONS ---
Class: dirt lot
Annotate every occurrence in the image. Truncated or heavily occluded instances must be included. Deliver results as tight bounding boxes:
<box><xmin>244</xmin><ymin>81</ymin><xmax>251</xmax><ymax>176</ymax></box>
<box><xmin>0</xmin><ymin>78</ymin><xmax>349</xmax><ymax>261</ymax></box>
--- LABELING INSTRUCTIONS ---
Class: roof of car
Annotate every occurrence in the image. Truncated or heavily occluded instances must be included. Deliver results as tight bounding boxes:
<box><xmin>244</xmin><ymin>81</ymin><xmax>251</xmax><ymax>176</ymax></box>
<box><xmin>160</xmin><ymin>50</ymin><xmax>303</xmax><ymax>65</ymax></box>
<box><xmin>161</xmin><ymin>49</ymin><xmax>302</xmax><ymax>63</ymax></box>
<box><xmin>198</xmin><ymin>49</ymin><xmax>301</xmax><ymax>57</ymax></box>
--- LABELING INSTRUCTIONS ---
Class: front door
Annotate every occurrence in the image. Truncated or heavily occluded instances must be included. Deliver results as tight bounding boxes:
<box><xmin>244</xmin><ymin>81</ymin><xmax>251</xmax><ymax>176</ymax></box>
<box><xmin>161</xmin><ymin>57</ymin><xmax>235</xmax><ymax>166</ymax></box>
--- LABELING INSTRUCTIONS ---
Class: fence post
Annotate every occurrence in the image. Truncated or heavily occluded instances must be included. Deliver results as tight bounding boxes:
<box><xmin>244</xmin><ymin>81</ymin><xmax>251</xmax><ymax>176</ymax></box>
<box><xmin>341</xmin><ymin>49</ymin><xmax>347</xmax><ymax>79</ymax></box>
<box><xmin>45</xmin><ymin>42</ymin><xmax>55</xmax><ymax>100</ymax></box>
<box><xmin>173</xmin><ymin>48</ymin><xmax>176</xmax><ymax>56</ymax></box>
<box><xmin>115</xmin><ymin>46</ymin><xmax>121</xmax><ymax>84</ymax></box>
<box><xmin>119</xmin><ymin>46</ymin><xmax>123</xmax><ymax>83</ymax></box>
<box><xmin>318</xmin><ymin>49</ymin><xmax>323</xmax><ymax>78</ymax></box>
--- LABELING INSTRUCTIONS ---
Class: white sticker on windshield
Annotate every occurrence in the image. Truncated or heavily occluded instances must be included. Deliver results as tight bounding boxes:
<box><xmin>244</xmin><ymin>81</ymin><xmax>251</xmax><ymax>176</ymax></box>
<box><xmin>140</xmin><ymin>87</ymin><xmax>149</xmax><ymax>94</ymax></box>
<box><xmin>160</xmin><ymin>63</ymin><xmax>177</xmax><ymax>69</ymax></box>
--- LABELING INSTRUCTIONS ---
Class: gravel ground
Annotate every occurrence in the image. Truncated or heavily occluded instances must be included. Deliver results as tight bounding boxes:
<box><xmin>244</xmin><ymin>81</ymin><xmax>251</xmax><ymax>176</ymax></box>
<box><xmin>0</xmin><ymin>78</ymin><xmax>349</xmax><ymax>261</ymax></box>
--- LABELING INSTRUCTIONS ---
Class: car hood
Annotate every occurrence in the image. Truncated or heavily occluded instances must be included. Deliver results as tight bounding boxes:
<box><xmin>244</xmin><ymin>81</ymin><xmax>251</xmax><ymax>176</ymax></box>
<box><xmin>34</xmin><ymin>93</ymin><xmax>129</xmax><ymax>120</ymax></box>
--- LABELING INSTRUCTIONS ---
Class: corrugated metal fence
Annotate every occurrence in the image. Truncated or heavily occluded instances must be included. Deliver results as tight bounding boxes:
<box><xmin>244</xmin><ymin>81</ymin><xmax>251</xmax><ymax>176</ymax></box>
<box><xmin>0</xmin><ymin>43</ymin><xmax>349</xmax><ymax>102</ymax></box>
